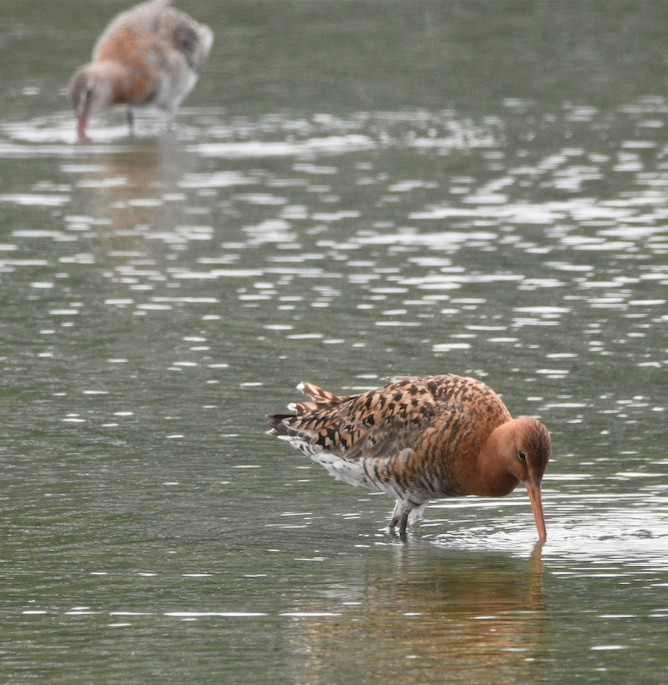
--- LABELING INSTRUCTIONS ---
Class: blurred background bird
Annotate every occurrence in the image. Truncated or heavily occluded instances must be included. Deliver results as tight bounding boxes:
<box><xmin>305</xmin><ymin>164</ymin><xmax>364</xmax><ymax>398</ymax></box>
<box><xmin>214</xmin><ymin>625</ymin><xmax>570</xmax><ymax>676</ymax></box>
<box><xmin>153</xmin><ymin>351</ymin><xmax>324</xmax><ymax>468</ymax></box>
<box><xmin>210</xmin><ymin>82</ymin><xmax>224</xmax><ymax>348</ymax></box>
<box><xmin>68</xmin><ymin>0</ymin><xmax>213</xmax><ymax>140</ymax></box>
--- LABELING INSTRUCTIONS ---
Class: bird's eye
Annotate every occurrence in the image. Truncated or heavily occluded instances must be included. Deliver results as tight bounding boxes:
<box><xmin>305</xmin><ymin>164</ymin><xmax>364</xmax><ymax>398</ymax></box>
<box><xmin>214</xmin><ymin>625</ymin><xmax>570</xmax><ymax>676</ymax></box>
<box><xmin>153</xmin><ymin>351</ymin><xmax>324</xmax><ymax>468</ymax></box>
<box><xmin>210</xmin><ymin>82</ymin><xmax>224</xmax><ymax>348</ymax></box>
<box><xmin>85</xmin><ymin>88</ymin><xmax>94</xmax><ymax>101</ymax></box>
<box><xmin>518</xmin><ymin>451</ymin><xmax>527</xmax><ymax>462</ymax></box>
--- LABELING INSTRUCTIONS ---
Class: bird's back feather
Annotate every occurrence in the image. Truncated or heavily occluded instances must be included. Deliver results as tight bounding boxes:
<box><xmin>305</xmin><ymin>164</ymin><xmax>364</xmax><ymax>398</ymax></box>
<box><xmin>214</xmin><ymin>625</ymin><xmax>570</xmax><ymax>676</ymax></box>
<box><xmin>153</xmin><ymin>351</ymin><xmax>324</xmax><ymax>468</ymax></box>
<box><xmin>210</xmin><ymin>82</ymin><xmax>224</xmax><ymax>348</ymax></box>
<box><xmin>267</xmin><ymin>375</ymin><xmax>513</xmax><ymax>500</ymax></box>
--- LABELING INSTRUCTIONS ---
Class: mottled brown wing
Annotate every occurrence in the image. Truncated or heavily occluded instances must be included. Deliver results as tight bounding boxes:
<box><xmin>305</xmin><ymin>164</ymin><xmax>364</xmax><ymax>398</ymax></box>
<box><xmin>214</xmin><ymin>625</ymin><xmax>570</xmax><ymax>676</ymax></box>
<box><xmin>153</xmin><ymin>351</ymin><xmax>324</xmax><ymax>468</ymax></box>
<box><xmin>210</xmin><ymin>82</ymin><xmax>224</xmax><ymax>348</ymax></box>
<box><xmin>271</xmin><ymin>375</ymin><xmax>509</xmax><ymax>463</ymax></box>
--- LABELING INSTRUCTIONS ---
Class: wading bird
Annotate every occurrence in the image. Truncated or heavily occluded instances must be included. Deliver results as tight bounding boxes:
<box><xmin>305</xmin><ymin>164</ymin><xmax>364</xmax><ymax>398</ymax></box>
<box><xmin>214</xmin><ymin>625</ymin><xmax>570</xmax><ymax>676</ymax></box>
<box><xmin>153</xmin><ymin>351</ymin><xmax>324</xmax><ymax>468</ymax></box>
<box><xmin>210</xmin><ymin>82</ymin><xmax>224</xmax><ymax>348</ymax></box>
<box><xmin>268</xmin><ymin>375</ymin><xmax>551</xmax><ymax>541</ymax></box>
<box><xmin>68</xmin><ymin>0</ymin><xmax>213</xmax><ymax>140</ymax></box>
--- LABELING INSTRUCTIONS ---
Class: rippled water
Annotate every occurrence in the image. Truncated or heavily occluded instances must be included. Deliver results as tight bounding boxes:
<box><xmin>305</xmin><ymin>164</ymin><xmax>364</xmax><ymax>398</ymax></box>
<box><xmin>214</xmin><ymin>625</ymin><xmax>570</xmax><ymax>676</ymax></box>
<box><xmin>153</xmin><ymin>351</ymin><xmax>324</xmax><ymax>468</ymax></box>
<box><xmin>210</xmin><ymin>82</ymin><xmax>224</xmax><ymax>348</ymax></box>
<box><xmin>2</xmin><ymin>1</ymin><xmax>668</xmax><ymax>683</ymax></box>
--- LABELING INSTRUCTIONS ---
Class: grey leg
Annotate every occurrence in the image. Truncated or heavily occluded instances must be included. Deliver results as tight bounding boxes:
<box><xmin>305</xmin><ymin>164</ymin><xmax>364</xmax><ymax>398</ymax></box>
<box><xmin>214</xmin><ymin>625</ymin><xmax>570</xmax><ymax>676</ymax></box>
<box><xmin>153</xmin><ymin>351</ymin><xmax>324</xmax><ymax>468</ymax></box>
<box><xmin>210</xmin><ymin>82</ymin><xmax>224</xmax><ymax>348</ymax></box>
<box><xmin>398</xmin><ymin>512</ymin><xmax>409</xmax><ymax>539</ymax></box>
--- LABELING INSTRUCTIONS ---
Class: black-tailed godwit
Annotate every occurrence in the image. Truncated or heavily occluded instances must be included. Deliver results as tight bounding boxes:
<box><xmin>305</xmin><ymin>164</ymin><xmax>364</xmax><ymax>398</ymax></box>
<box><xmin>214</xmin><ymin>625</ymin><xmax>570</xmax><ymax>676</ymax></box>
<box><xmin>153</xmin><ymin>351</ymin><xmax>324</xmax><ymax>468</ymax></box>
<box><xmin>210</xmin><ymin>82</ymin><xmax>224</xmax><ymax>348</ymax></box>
<box><xmin>68</xmin><ymin>0</ymin><xmax>213</xmax><ymax>139</ymax></box>
<box><xmin>268</xmin><ymin>375</ymin><xmax>551</xmax><ymax>541</ymax></box>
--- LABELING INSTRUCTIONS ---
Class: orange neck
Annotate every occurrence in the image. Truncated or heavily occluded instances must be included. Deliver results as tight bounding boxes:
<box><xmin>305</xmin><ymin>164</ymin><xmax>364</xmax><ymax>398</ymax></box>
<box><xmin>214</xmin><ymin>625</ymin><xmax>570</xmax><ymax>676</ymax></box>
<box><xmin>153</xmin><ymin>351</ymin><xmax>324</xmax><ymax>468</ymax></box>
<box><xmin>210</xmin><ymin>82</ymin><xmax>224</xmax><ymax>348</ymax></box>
<box><xmin>466</xmin><ymin>420</ymin><xmax>521</xmax><ymax>497</ymax></box>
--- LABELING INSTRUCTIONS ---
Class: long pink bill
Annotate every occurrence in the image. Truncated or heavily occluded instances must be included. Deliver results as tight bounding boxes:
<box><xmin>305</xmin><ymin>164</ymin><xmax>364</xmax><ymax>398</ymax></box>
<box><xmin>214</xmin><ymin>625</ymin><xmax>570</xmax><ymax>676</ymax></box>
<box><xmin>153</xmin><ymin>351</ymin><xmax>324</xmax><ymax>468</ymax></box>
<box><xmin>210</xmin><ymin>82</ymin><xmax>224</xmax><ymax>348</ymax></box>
<box><xmin>525</xmin><ymin>480</ymin><xmax>547</xmax><ymax>543</ymax></box>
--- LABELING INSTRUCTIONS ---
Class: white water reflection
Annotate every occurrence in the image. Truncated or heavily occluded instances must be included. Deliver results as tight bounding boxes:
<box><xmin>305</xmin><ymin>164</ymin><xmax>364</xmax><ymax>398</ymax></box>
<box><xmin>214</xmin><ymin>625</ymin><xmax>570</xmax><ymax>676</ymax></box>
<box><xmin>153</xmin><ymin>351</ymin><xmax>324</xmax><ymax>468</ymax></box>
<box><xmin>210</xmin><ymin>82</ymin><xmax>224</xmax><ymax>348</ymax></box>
<box><xmin>423</xmin><ymin>493</ymin><xmax>668</xmax><ymax>567</ymax></box>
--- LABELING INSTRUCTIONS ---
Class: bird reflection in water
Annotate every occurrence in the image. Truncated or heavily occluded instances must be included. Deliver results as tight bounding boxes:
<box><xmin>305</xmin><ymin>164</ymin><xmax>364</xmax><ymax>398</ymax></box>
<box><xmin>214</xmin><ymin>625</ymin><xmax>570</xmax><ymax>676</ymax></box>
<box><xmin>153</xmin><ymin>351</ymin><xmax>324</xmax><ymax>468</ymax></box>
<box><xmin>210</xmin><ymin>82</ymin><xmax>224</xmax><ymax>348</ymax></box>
<box><xmin>66</xmin><ymin>134</ymin><xmax>196</xmax><ymax>239</ymax></box>
<box><xmin>281</xmin><ymin>544</ymin><xmax>546</xmax><ymax>684</ymax></box>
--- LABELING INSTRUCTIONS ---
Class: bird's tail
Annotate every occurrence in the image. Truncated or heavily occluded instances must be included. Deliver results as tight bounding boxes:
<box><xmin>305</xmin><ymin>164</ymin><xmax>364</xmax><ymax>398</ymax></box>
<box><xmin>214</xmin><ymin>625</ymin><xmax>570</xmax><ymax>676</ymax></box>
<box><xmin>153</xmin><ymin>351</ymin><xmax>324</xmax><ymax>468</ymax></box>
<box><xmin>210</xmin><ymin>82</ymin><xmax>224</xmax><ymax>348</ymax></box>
<box><xmin>267</xmin><ymin>381</ymin><xmax>353</xmax><ymax>441</ymax></box>
<box><xmin>285</xmin><ymin>382</ymin><xmax>352</xmax><ymax>414</ymax></box>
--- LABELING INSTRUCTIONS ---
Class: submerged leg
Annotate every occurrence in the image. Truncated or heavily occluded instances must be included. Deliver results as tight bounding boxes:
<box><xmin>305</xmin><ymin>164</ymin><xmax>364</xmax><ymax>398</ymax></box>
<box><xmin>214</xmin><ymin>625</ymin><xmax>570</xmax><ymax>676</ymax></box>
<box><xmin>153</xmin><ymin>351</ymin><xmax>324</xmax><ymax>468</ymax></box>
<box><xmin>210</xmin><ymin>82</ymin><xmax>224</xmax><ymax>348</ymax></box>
<box><xmin>398</xmin><ymin>512</ymin><xmax>409</xmax><ymax>539</ymax></box>
<box><xmin>388</xmin><ymin>500</ymin><xmax>402</xmax><ymax>532</ymax></box>
<box><xmin>165</xmin><ymin>105</ymin><xmax>178</xmax><ymax>131</ymax></box>
<box><xmin>126</xmin><ymin>108</ymin><xmax>134</xmax><ymax>135</ymax></box>
<box><xmin>388</xmin><ymin>501</ymin><xmax>411</xmax><ymax>539</ymax></box>
<box><xmin>388</xmin><ymin>500</ymin><xmax>428</xmax><ymax>538</ymax></box>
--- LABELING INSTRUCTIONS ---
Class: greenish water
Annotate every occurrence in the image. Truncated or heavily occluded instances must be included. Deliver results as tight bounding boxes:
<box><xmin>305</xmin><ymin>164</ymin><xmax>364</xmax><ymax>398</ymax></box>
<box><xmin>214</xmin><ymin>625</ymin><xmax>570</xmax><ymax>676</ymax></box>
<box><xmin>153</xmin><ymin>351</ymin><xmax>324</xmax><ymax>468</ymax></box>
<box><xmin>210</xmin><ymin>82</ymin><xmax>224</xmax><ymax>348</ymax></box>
<box><xmin>1</xmin><ymin>1</ymin><xmax>668</xmax><ymax>683</ymax></box>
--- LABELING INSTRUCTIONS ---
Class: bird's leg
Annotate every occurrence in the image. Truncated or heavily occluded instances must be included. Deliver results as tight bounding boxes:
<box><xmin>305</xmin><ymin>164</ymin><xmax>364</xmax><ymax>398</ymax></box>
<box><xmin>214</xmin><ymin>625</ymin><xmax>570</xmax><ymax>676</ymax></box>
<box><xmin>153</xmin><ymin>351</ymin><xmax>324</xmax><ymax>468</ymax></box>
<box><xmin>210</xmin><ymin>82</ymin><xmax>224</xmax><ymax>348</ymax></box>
<box><xmin>388</xmin><ymin>500</ymin><xmax>402</xmax><ymax>534</ymax></box>
<box><xmin>126</xmin><ymin>107</ymin><xmax>135</xmax><ymax>135</ymax></box>
<box><xmin>165</xmin><ymin>106</ymin><xmax>177</xmax><ymax>131</ymax></box>
<box><xmin>398</xmin><ymin>512</ymin><xmax>409</xmax><ymax>539</ymax></box>
<box><xmin>388</xmin><ymin>501</ymin><xmax>410</xmax><ymax>540</ymax></box>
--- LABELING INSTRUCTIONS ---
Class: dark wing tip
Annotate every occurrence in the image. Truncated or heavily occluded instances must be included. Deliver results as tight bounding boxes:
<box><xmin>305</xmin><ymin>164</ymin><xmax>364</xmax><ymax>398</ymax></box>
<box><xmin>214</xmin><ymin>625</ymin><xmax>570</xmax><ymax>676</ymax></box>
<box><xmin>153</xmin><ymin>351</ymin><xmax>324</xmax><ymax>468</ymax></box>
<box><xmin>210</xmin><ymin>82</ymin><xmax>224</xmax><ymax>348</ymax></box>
<box><xmin>266</xmin><ymin>413</ymin><xmax>296</xmax><ymax>437</ymax></box>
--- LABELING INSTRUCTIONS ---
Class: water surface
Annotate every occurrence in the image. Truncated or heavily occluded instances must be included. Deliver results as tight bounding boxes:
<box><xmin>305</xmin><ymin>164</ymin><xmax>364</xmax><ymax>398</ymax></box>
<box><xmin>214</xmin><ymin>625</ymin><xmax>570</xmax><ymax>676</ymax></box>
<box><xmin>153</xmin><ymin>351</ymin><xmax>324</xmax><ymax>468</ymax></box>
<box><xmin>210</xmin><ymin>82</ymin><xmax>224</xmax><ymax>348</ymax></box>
<box><xmin>1</xmin><ymin>1</ymin><xmax>668</xmax><ymax>683</ymax></box>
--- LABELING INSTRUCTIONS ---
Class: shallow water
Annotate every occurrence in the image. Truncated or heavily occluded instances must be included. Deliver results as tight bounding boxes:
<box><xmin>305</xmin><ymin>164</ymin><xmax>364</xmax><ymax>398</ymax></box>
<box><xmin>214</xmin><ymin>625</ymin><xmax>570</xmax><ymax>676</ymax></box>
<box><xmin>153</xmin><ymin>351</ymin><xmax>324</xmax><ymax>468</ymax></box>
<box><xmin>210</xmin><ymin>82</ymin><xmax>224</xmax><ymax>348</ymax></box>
<box><xmin>1</xmin><ymin>1</ymin><xmax>668</xmax><ymax>683</ymax></box>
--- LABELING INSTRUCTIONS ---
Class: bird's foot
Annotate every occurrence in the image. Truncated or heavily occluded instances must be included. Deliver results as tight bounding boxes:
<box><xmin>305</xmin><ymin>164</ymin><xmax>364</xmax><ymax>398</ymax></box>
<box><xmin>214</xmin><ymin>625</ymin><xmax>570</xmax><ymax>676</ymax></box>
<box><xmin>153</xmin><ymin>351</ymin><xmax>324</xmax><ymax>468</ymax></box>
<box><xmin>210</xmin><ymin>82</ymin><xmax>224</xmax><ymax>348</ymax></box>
<box><xmin>388</xmin><ymin>512</ymin><xmax>409</xmax><ymax>541</ymax></box>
